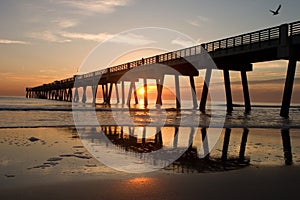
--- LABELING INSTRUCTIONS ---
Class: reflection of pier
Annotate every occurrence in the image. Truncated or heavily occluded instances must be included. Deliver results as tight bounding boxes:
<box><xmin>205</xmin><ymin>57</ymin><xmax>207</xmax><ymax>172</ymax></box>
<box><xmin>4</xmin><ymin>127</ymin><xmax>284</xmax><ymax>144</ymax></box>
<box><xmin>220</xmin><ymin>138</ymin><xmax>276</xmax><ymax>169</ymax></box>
<box><xmin>281</xmin><ymin>129</ymin><xmax>293</xmax><ymax>165</ymax></box>
<box><xmin>79</xmin><ymin>126</ymin><xmax>295</xmax><ymax>172</ymax></box>
<box><xmin>26</xmin><ymin>21</ymin><xmax>300</xmax><ymax>117</ymax></box>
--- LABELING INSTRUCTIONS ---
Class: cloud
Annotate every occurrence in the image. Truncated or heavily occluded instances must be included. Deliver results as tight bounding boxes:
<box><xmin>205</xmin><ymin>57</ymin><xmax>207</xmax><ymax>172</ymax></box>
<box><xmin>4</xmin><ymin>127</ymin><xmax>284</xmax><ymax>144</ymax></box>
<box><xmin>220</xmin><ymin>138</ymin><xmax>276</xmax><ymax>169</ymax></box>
<box><xmin>29</xmin><ymin>29</ymin><xmax>155</xmax><ymax>45</ymax></box>
<box><xmin>60</xmin><ymin>31</ymin><xmax>155</xmax><ymax>45</ymax></box>
<box><xmin>28</xmin><ymin>31</ymin><xmax>72</xmax><ymax>43</ymax></box>
<box><xmin>187</xmin><ymin>16</ymin><xmax>209</xmax><ymax>27</ymax></box>
<box><xmin>58</xmin><ymin>0</ymin><xmax>131</xmax><ymax>15</ymax></box>
<box><xmin>0</xmin><ymin>39</ymin><xmax>29</xmax><ymax>45</ymax></box>
<box><xmin>109</xmin><ymin>33</ymin><xmax>155</xmax><ymax>45</ymax></box>
<box><xmin>51</xmin><ymin>19</ymin><xmax>79</xmax><ymax>28</ymax></box>
<box><xmin>171</xmin><ymin>38</ymin><xmax>195</xmax><ymax>48</ymax></box>
<box><xmin>60</xmin><ymin>31</ymin><xmax>113</xmax><ymax>42</ymax></box>
<box><xmin>39</xmin><ymin>69</ymin><xmax>58</xmax><ymax>74</ymax></box>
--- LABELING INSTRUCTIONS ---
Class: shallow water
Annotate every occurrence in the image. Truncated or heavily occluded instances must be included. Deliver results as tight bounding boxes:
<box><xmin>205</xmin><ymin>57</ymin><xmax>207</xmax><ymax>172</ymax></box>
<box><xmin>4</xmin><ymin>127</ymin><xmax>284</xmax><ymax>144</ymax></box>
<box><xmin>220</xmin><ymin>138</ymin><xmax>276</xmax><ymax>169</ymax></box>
<box><xmin>0</xmin><ymin>96</ymin><xmax>300</xmax><ymax>180</ymax></box>
<box><xmin>0</xmin><ymin>96</ymin><xmax>300</xmax><ymax>128</ymax></box>
<box><xmin>0</xmin><ymin>126</ymin><xmax>299</xmax><ymax>186</ymax></box>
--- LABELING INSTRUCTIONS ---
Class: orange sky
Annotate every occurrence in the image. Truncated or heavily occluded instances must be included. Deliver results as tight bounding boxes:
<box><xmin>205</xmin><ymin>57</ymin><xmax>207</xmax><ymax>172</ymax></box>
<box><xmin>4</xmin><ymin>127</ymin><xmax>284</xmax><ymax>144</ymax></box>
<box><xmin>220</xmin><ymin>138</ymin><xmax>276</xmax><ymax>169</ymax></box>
<box><xmin>1</xmin><ymin>1</ymin><xmax>300</xmax><ymax>104</ymax></box>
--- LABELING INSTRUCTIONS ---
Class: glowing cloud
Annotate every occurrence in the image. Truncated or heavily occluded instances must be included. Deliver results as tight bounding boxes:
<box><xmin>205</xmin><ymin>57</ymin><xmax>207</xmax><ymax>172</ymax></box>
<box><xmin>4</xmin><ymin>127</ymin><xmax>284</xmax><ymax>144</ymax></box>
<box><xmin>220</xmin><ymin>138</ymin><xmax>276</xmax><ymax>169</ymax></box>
<box><xmin>28</xmin><ymin>31</ymin><xmax>71</xmax><ymax>43</ymax></box>
<box><xmin>60</xmin><ymin>31</ymin><xmax>113</xmax><ymax>42</ymax></box>
<box><xmin>171</xmin><ymin>38</ymin><xmax>195</xmax><ymax>48</ymax></box>
<box><xmin>51</xmin><ymin>19</ymin><xmax>79</xmax><ymax>28</ymax></box>
<box><xmin>187</xmin><ymin>16</ymin><xmax>209</xmax><ymax>27</ymax></box>
<box><xmin>59</xmin><ymin>0</ymin><xmax>132</xmax><ymax>14</ymax></box>
<box><xmin>0</xmin><ymin>39</ymin><xmax>29</xmax><ymax>45</ymax></box>
<box><xmin>109</xmin><ymin>33</ymin><xmax>155</xmax><ymax>45</ymax></box>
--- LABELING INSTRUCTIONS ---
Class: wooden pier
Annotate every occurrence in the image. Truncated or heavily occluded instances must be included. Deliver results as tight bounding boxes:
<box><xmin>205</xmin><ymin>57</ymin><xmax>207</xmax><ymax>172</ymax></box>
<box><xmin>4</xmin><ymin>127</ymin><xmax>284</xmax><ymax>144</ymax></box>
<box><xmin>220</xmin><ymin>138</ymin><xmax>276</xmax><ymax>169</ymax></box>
<box><xmin>26</xmin><ymin>21</ymin><xmax>300</xmax><ymax>117</ymax></box>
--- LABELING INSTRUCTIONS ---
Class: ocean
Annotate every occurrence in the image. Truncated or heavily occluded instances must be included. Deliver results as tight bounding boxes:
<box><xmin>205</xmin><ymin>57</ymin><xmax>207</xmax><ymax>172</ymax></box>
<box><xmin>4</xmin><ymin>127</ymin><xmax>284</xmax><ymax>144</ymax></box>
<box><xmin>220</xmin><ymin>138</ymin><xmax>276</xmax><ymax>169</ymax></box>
<box><xmin>0</xmin><ymin>96</ymin><xmax>300</xmax><ymax>176</ymax></box>
<box><xmin>0</xmin><ymin>96</ymin><xmax>299</xmax><ymax>129</ymax></box>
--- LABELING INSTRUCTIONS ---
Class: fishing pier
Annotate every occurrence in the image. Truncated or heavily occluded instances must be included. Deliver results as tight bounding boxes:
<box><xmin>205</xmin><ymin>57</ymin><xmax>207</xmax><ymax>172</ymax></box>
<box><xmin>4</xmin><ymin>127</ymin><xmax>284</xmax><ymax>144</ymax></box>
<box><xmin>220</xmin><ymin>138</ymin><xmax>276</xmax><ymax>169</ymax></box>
<box><xmin>26</xmin><ymin>21</ymin><xmax>300</xmax><ymax>117</ymax></box>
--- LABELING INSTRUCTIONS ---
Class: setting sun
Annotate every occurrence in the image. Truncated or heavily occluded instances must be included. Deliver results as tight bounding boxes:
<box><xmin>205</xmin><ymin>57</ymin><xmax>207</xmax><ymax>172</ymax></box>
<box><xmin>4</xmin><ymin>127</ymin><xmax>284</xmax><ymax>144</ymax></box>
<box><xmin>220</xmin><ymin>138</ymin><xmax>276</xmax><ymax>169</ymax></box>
<box><xmin>138</xmin><ymin>87</ymin><xmax>145</xmax><ymax>95</ymax></box>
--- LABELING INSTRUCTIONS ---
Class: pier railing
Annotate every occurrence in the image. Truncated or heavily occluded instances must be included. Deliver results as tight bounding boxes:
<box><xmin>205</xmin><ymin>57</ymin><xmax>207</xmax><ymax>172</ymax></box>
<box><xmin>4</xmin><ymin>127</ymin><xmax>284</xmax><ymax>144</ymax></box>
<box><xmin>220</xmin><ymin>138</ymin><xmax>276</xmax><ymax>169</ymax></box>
<box><xmin>203</xmin><ymin>21</ymin><xmax>300</xmax><ymax>52</ymax></box>
<box><xmin>289</xmin><ymin>21</ymin><xmax>300</xmax><ymax>35</ymax></box>
<box><xmin>74</xmin><ymin>44</ymin><xmax>204</xmax><ymax>80</ymax></box>
<box><xmin>203</xmin><ymin>25</ymin><xmax>282</xmax><ymax>52</ymax></box>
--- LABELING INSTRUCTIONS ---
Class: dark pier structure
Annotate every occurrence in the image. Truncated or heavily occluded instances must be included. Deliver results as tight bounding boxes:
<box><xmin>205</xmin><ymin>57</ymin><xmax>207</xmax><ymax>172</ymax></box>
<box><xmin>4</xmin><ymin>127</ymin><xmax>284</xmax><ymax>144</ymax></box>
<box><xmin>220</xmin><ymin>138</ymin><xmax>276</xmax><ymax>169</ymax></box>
<box><xmin>26</xmin><ymin>21</ymin><xmax>300</xmax><ymax>117</ymax></box>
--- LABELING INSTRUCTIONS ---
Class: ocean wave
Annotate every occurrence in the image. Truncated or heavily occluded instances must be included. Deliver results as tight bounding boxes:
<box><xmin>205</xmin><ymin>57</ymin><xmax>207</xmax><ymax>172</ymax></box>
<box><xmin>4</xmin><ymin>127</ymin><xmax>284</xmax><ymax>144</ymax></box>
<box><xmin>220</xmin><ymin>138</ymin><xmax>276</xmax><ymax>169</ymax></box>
<box><xmin>1</xmin><ymin>104</ymin><xmax>299</xmax><ymax>111</ymax></box>
<box><xmin>1</xmin><ymin>124</ymin><xmax>300</xmax><ymax>129</ymax></box>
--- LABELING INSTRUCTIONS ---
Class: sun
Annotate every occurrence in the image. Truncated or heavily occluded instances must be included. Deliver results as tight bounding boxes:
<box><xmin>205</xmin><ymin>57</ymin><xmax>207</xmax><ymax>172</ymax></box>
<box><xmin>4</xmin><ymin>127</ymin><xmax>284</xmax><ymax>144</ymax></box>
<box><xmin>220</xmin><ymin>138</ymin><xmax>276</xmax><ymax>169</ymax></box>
<box><xmin>138</xmin><ymin>87</ymin><xmax>145</xmax><ymax>95</ymax></box>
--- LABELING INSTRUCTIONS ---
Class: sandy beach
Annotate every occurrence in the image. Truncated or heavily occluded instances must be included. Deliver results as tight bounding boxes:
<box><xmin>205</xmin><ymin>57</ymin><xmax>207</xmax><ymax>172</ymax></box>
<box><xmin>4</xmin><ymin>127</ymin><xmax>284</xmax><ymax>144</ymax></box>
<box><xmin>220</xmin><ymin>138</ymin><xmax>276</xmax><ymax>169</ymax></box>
<box><xmin>0</xmin><ymin>127</ymin><xmax>299</xmax><ymax>199</ymax></box>
<box><xmin>1</xmin><ymin>165</ymin><xmax>300</xmax><ymax>199</ymax></box>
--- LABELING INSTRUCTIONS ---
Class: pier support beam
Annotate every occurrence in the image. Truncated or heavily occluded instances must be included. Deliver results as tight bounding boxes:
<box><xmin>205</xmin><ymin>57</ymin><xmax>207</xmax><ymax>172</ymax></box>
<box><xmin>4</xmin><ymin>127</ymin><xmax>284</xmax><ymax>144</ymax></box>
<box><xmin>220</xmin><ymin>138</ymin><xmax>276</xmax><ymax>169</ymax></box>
<box><xmin>105</xmin><ymin>84</ymin><xmax>109</xmax><ymax>104</ymax></box>
<box><xmin>143</xmin><ymin>78</ymin><xmax>148</xmax><ymax>107</ymax></box>
<box><xmin>280</xmin><ymin>58</ymin><xmax>297</xmax><ymax>118</ymax></box>
<box><xmin>82</xmin><ymin>86</ymin><xmax>87</xmax><ymax>103</ymax></box>
<box><xmin>241</xmin><ymin>70</ymin><xmax>251</xmax><ymax>113</ymax></box>
<box><xmin>67</xmin><ymin>88</ymin><xmax>72</xmax><ymax>102</ymax></box>
<box><xmin>107</xmin><ymin>83</ymin><xmax>113</xmax><ymax>104</ymax></box>
<box><xmin>92</xmin><ymin>85</ymin><xmax>98</xmax><ymax>104</ymax></box>
<box><xmin>189</xmin><ymin>76</ymin><xmax>198</xmax><ymax>109</ymax></box>
<box><xmin>74</xmin><ymin>88</ymin><xmax>79</xmax><ymax>103</ymax></box>
<box><xmin>127</xmin><ymin>81</ymin><xmax>138</xmax><ymax>106</ymax></box>
<box><xmin>63</xmin><ymin>89</ymin><xmax>67</xmax><ymax>101</ymax></box>
<box><xmin>62</xmin><ymin>89</ymin><xmax>66</xmax><ymax>101</ymax></box>
<box><xmin>55</xmin><ymin>90</ymin><xmax>59</xmax><ymax>100</ymax></box>
<box><xmin>121</xmin><ymin>81</ymin><xmax>125</xmax><ymax>105</ymax></box>
<box><xmin>223</xmin><ymin>70</ymin><xmax>233</xmax><ymax>113</ymax></box>
<box><xmin>51</xmin><ymin>91</ymin><xmax>54</xmax><ymax>100</ymax></box>
<box><xmin>101</xmin><ymin>85</ymin><xmax>106</xmax><ymax>104</ymax></box>
<box><xmin>200</xmin><ymin>69</ymin><xmax>212</xmax><ymax>112</ymax></box>
<box><xmin>133</xmin><ymin>82</ymin><xmax>138</xmax><ymax>105</ymax></box>
<box><xmin>127</xmin><ymin>82</ymin><xmax>133</xmax><ymax>106</ymax></box>
<box><xmin>115</xmin><ymin>83</ymin><xmax>120</xmax><ymax>104</ymax></box>
<box><xmin>156</xmin><ymin>76</ymin><xmax>165</xmax><ymax>106</ymax></box>
<box><xmin>175</xmin><ymin>75</ymin><xmax>181</xmax><ymax>109</ymax></box>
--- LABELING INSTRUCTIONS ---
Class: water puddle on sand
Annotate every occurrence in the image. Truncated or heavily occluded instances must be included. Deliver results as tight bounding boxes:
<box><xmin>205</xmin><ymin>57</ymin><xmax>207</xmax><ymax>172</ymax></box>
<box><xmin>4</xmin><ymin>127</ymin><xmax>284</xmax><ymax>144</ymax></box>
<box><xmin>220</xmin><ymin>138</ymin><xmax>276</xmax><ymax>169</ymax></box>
<box><xmin>0</xmin><ymin>126</ymin><xmax>299</xmax><ymax>185</ymax></box>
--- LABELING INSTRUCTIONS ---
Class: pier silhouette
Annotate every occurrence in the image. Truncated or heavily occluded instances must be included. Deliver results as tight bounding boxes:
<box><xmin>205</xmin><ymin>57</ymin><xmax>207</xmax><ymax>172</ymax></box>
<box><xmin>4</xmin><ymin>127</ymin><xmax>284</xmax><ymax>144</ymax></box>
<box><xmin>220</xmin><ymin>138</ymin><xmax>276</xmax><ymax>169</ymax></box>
<box><xmin>26</xmin><ymin>21</ymin><xmax>300</xmax><ymax>117</ymax></box>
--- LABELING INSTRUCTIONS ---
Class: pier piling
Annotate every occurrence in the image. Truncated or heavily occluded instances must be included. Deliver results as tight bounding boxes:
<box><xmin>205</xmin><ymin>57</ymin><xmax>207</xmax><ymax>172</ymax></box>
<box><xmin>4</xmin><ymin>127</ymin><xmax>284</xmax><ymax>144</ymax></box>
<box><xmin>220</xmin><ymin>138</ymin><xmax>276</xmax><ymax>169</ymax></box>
<box><xmin>280</xmin><ymin>57</ymin><xmax>297</xmax><ymax>117</ymax></box>
<box><xmin>156</xmin><ymin>76</ymin><xmax>165</xmax><ymax>106</ymax></box>
<box><xmin>189</xmin><ymin>76</ymin><xmax>198</xmax><ymax>109</ymax></box>
<box><xmin>121</xmin><ymin>81</ymin><xmax>125</xmax><ymax>105</ymax></box>
<box><xmin>82</xmin><ymin>86</ymin><xmax>87</xmax><ymax>103</ymax></box>
<box><xmin>175</xmin><ymin>75</ymin><xmax>181</xmax><ymax>109</ymax></box>
<box><xmin>200</xmin><ymin>69</ymin><xmax>212</xmax><ymax>112</ymax></box>
<box><xmin>223</xmin><ymin>70</ymin><xmax>233</xmax><ymax>113</ymax></box>
<box><xmin>241</xmin><ymin>70</ymin><xmax>251</xmax><ymax>113</ymax></box>
<box><xmin>143</xmin><ymin>79</ymin><xmax>148</xmax><ymax>106</ymax></box>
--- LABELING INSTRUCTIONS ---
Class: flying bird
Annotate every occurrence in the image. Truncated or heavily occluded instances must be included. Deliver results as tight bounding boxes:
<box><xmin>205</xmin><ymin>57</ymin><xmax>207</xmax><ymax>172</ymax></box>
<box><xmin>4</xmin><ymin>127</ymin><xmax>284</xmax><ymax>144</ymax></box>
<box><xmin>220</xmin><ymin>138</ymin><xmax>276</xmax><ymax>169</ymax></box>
<box><xmin>269</xmin><ymin>4</ymin><xmax>281</xmax><ymax>15</ymax></box>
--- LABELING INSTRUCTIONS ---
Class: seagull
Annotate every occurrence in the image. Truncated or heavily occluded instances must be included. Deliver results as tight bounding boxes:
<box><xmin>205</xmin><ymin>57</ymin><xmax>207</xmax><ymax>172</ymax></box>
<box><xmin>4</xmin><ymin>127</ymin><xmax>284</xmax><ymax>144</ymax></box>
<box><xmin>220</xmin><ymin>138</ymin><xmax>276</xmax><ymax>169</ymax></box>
<box><xmin>269</xmin><ymin>4</ymin><xmax>281</xmax><ymax>15</ymax></box>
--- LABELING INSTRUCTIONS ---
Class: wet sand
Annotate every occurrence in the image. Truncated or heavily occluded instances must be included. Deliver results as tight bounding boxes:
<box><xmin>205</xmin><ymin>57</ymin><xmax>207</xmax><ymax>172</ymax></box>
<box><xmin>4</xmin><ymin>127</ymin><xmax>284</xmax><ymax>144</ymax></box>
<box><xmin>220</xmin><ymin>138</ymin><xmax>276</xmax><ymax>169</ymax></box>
<box><xmin>1</xmin><ymin>166</ymin><xmax>300</xmax><ymax>200</ymax></box>
<box><xmin>0</xmin><ymin>127</ymin><xmax>300</xmax><ymax>199</ymax></box>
